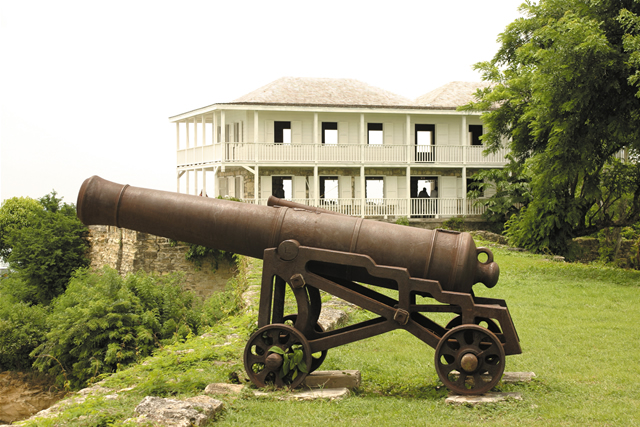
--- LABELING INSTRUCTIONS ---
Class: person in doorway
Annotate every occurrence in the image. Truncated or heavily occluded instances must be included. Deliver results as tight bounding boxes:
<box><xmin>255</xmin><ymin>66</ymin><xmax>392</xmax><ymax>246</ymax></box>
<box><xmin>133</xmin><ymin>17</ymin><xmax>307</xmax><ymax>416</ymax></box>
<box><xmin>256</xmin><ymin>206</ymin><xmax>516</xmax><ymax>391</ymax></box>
<box><xmin>273</xmin><ymin>183</ymin><xmax>285</xmax><ymax>199</ymax></box>
<box><xmin>418</xmin><ymin>187</ymin><xmax>429</xmax><ymax>218</ymax></box>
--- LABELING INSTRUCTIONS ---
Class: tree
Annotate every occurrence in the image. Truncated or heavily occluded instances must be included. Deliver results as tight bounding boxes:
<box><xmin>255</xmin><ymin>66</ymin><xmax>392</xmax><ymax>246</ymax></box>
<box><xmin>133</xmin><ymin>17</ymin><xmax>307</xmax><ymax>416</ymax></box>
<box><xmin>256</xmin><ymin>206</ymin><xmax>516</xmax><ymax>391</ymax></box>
<box><xmin>2</xmin><ymin>192</ymin><xmax>89</xmax><ymax>304</ymax></box>
<box><xmin>0</xmin><ymin>196</ymin><xmax>43</xmax><ymax>260</ymax></box>
<box><xmin>462</xmin><ymin>0</ymin><xmax>640</xmax><ymax>255</ymax></box>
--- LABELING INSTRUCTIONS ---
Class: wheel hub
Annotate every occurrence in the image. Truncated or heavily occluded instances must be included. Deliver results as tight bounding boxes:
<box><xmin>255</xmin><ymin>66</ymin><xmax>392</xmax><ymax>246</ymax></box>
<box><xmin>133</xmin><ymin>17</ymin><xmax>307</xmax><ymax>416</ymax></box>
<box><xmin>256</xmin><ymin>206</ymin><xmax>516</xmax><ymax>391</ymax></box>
<box><xmin>460</xmin><ymin>352</ymin><xmax>479</xmax><ymax>372</ymax></box>
<box><xmin>265</xmin><ymin>353</ymin><xmax>283</xmax><ymax>370</ymax></box>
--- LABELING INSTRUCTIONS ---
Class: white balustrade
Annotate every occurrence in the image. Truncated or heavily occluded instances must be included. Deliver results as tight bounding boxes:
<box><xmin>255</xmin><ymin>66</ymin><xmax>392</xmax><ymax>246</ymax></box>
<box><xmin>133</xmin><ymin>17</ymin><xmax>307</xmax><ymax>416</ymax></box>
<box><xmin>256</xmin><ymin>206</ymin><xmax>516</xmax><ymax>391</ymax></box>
<box><xmin>176</xmin><ymin>143</ymin><xmax>510</xmax><ymax>167</ymax></box>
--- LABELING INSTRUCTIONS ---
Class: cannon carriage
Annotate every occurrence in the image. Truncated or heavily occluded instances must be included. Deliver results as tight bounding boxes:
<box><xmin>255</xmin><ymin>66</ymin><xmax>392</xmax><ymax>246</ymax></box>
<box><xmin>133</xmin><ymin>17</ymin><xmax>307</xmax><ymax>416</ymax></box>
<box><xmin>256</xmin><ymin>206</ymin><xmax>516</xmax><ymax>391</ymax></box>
<box><xmin>77</xmin><ymin>176</ymin><xmax>521</xmax><ymax>395</ymax></box>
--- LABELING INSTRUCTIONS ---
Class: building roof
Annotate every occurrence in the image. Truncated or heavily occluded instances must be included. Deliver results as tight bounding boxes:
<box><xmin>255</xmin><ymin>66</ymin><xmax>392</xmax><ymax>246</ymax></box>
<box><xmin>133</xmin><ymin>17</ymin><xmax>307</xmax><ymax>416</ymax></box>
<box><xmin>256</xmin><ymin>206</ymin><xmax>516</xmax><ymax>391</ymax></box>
<box><xmin>170</xmin><ymin>78</ymin><xmax>491</xmax><ymax>120</ymax></box>
<box><xmin>414</xmin><ymin>81</ymin><xmax>491</xmax><ymax>108</ymax></box>
<box><xmin>231</xmin><ymin>77</ymin><xmax>414</xmax><ymax>107</ymax></box>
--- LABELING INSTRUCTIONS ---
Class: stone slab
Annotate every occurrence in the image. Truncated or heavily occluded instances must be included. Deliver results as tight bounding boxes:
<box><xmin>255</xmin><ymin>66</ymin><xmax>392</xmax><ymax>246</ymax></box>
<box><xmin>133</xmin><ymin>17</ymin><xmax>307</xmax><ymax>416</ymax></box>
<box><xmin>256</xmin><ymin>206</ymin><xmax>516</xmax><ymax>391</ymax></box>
<box><xmin>302</xmin><ymin>370</ymin><xmax>361</xmax><ymax>389</ymax></box>
<box><xmin>502</xmin><ymin>372</ymin><xmax>536</xmax><ymax>383</ymax></box>
<box><xmin>204</xmin><ymin>383</ymin><xmax>245</xmax><ymax>395</ymax></box>
<box><xmin>254</xmin><ymin>387</ymin><xmax>350</xmax><ymax>401</ymax></box>
<box><xmin>446</xmin><ymin>392</ymin><xmax>523</xmax><ymax>405</ymax></box>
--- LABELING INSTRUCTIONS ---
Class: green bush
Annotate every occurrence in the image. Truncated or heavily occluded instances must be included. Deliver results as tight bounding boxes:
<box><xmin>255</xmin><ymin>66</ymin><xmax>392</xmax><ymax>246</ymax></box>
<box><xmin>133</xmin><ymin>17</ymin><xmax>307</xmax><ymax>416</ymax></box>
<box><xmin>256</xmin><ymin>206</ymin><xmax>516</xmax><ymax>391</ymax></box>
<box><xmin>442</xmin><ymin>217</ymin><xmax>465</xmax><ymax>231</ymax></box>
<box><xmin>2</xmin><ymin>191</ymin><xmax>89</xmax><ymax>305</ymax></box>
<box><xmin>31</xmin><ymin>267</ymin><xmax>203</xmax><ymax>388</ymax></box>
<box><xmin>395</xmin><ymin>217</ymin><xmax>410</xmax><ymax>226</ymax></box>
<box><xmin>0</xmin><ymin>292</ymin><xmax>49</xmax><ymax>371</ymax></box>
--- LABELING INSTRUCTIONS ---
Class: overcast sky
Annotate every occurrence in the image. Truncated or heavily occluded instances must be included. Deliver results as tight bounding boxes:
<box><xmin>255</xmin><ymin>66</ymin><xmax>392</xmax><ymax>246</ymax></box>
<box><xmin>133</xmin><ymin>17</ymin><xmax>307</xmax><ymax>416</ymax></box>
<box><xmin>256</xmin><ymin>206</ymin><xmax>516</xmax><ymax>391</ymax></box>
<box><xmin>0</xmin><ymin>0</ymin><xmax>524</xmax><ymax>204</ymax></box>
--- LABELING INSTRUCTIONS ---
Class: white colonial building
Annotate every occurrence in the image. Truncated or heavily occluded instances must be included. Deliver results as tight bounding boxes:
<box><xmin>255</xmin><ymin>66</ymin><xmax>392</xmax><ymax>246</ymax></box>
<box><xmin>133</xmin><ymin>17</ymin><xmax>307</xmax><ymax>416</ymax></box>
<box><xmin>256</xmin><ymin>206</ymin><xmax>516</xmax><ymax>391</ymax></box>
<box><xmin>171</xmin><ymin>77</ymin><xmax>506</xmax><ymax>219</ymax></box>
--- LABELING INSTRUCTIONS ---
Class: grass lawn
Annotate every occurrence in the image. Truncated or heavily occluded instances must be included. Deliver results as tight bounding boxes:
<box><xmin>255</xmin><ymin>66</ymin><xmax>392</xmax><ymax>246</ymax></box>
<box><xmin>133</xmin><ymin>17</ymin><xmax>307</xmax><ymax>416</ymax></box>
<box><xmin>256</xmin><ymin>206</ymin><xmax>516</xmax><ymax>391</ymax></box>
<box><xmin>24</xmin><ymin>241</ymin><xmax>640</xmax><ymax>426</ymax></box>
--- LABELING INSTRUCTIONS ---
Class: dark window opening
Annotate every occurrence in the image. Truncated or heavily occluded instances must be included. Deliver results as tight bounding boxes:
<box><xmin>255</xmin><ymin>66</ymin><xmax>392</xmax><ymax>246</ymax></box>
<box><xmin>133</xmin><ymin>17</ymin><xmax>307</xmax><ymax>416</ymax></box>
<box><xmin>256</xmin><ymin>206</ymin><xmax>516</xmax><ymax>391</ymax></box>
<box><xmin>469</xmin><ymin>125</ymin><xmax>483</xmax><ymax>146</ymax></box>
<box><xmin>322</xmin><ymin>122</ymin><xmax>338</xmax><ymax>144</ymax></box>
<box><xmin>368</xmin><ymin>123</ymin><xmax>383</xmax><ymax>145</ymax></box>
<box><xmin>410</xmin><ymin>176</ymin><xmax>438</xmax><ymax>198</ymax></box>
<box><xmin>272</xmin><ymin>176</ymin><xmax>292</xmax><ymax>199</ymax></box>
<box><xmin>274</xmin><ymin>121</ymin><xmax>291</xmax><ymax>144</ymax></box>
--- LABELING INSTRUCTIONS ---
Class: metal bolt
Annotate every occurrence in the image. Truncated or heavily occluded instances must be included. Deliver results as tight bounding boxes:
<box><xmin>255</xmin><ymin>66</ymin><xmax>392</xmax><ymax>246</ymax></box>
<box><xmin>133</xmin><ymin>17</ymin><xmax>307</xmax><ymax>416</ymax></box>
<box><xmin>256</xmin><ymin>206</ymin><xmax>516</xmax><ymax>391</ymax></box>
<box><xmin>290</xmin><ymin>273</ymin><xmax>305</xmax><ymax>288</ymax></box>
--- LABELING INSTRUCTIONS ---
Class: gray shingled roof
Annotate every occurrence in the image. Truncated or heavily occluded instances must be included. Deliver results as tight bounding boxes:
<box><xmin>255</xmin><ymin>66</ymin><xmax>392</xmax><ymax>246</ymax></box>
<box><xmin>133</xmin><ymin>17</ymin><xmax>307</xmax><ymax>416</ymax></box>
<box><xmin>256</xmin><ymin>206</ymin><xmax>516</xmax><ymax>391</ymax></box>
<box><xmin>232</xmin><ymin>77</ymin><xmax>414</xmax><ymax>107</ymax></box>
<box><xmin>414</xmin><ymin>81</ymin><xmax>491</xmax><ymax>108</ymax></box>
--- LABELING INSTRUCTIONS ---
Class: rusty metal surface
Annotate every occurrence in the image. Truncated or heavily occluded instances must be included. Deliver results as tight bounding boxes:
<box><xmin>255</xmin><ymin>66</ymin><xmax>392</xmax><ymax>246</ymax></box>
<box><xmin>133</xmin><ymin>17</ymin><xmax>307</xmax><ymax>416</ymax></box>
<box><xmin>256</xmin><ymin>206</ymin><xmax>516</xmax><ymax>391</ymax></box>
<box><xmin>77</xmin><ymin>176</ymin><xmax>521</xmax><ymax>395</ymax></box>
<box><xmin>78</xmin><ymin>176</ymin><xmax>499</xmax><ymax>293</ymax></box>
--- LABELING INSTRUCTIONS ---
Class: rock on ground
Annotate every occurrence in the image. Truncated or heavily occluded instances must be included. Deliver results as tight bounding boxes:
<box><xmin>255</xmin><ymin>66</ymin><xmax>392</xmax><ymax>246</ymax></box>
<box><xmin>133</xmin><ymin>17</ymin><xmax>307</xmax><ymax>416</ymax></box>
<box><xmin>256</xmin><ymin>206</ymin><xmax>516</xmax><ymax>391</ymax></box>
<box><xmin>131</xmin><ymin>395</ymin><xmax>223</xmax><ymax>427</ymax></box>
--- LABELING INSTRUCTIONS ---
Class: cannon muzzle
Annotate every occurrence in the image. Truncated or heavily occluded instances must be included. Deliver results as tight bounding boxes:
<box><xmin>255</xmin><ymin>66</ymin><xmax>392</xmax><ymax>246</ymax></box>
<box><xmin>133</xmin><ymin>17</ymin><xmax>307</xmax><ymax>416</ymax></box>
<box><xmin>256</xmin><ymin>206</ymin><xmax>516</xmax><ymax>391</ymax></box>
<box><xmin>78</xmin><ymin>176</ymin><xmax>499</xmax><ymax>293</ymax></box>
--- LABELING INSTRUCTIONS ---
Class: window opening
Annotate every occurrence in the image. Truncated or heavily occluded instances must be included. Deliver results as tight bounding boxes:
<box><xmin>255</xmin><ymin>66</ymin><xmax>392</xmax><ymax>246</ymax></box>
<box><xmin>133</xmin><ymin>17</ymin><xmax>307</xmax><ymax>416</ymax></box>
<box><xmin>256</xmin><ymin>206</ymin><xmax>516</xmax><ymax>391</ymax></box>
<box><xmin>272</xmin><ymin>176</ymin><xmax>292</xmax><ymax>200</ymax></box>
<box><xmin>415</xmin><ymin>124</ymin><xmax>435</xmax><ymax>162</ymax></box>
<box><xmin>410</xmin><ymin>176</ymin><xmax>438</xmax><ymax>198</ymax></box>
<box><xmin>322</xmin><ymin>122</ymin><xmax>338</xmax><ymax>145</ymax></box>
<box><xmin>275</xmin><ymin>121</ymin><xmax>291</xmax><ymax>144</ymax></box>
<box><xmin>467</xmin><ymin>177</ymin><xmax>484</xmax><ymax>197</ymax></box>
<box><xmin>365</xmin><ymin>177</ymin><xmax>384</xmax><ymax>204</ymax></box>
<box><xmin>320</xmin><ymin>176</ymin><xmax>339</xmax><ymax>205</ymax></box>
<box><xmin>368</xmin><ymin>123</ymin><xmax>383</xmax><ymax>145</ymax></box>
<box><xmin>469</xmin><ymin>125</ymin><xmax>483</xmax><ymax>146</ymax></box>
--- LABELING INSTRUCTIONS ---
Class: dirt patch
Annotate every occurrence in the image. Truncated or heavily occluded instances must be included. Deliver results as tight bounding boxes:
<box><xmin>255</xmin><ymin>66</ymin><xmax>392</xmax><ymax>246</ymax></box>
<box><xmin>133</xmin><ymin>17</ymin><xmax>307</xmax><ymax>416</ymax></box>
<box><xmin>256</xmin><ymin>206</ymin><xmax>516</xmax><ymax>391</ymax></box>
<box><xmin>0</xmin><ymin>371</ymin><xmax>68</xmax><ymax>424</ymax></box>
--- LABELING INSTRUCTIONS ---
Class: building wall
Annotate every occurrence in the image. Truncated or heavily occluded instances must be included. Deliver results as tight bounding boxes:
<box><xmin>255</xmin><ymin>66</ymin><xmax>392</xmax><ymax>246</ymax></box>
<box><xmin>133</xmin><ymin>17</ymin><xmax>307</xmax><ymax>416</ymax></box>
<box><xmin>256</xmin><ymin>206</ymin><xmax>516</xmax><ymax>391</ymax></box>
<box><xmin>87</xmin><ymin>225</ymin><xmax>236</xmax><ymax>299</ymax></box>
<box><xmin>247</xmin><ymin>111</ymin><xmax>474</xmax><ymax>146</ymax></box>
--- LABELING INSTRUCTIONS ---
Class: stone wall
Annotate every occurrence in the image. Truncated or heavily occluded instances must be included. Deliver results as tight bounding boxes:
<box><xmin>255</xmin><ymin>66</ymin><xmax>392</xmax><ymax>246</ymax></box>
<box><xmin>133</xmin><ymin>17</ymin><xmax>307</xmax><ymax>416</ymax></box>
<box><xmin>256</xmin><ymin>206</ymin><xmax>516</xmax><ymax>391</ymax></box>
<box><xmin>87</xmin><ymin>225</ymin><xmax>236</xmax><ymax>299</ymax></box>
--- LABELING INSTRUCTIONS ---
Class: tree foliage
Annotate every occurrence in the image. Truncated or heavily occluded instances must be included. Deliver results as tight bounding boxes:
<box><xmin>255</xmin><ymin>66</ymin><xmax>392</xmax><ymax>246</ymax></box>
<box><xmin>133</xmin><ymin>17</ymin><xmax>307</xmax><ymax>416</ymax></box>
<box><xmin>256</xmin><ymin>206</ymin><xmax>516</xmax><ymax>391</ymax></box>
<box><xmin>2</xmin><ymin>192</ymin><xmax>89</xmax><ymax>304</ymax></box>
<box><xmin>0</xmin><ymin>196</ymin><xmax>43</xmax><ymax>260</ymax></box>
<box><xmin>0</xmin><ymin>291</ymin><xmax>49</xmax><ymax>371</ymax></box>
<box><xmin>468</xmin><ymin>157</ymin><xmax>533</xmax><ymax>227</ymax></box>
<box><xmin>462</xmin><ymin>0</ymin><xmax>640</xmax><ymax>255</ymax></box>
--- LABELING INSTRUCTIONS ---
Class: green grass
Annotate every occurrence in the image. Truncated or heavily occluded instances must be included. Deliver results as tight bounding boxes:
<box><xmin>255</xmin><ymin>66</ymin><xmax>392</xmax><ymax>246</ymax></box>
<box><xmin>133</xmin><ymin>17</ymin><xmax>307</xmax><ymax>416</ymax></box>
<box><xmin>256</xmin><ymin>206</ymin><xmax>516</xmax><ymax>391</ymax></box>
<box><xmin>21</xmin><ymin>246</ymin><xmax>640</xmax><ymax>426</ymax></box>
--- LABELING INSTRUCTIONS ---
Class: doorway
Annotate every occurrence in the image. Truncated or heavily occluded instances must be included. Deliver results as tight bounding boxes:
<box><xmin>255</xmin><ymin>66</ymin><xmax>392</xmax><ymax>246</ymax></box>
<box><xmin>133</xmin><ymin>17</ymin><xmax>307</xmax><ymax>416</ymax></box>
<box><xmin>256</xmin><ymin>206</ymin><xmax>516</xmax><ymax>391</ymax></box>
<box><xmin>271</xmin><ymin>176</ymin><xmax>292</xmax><ymax>199</ymax></box>
<box><xmin>415</xmin><ymin>124</ymin><xmax>435</xmax><ymax>162</ymax></box>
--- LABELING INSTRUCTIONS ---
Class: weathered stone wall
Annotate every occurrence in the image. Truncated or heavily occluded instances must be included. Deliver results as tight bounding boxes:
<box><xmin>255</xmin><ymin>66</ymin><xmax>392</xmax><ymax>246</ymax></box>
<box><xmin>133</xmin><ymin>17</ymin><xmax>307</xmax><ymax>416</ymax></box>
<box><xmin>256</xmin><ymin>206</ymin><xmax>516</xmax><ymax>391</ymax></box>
<box><xmin>87</xmin><ymin>225</ymin><xmax>236</xmax><ymax>299</ymax></box>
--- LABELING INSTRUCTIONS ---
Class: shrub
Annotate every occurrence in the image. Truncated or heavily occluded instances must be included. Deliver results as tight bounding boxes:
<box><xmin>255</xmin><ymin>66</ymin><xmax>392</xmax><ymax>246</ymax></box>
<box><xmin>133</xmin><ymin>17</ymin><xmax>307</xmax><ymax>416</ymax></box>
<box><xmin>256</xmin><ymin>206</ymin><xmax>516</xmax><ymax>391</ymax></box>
<box><xmin>0</xmin><ymin>293</ymin><xmax>49</xmax><ymax>371</ymax></box>
<box><xmin>442</xmin><ymin>217</ymin><xmax>465</xmax><ymax>231</ymax></box>
<box><xmin>31</xmin><ymin>267</ymin><xmax>203</xmax><ymax>388</ymax></box>
<box><xmin>395</xmin><ymin>217</ymin><xmax>410</xmax><ymax>226</ymax></box>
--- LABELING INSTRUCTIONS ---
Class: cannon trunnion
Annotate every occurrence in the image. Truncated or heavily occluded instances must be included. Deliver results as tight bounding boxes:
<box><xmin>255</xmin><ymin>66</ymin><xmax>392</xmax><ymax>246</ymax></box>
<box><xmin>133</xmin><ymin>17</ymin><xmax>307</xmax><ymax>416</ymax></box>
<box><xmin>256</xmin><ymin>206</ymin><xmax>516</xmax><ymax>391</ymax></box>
<box><xmin>78</xmin><ymin>176</ymin><xmax>521</xmax><ymax>395</ymax></box>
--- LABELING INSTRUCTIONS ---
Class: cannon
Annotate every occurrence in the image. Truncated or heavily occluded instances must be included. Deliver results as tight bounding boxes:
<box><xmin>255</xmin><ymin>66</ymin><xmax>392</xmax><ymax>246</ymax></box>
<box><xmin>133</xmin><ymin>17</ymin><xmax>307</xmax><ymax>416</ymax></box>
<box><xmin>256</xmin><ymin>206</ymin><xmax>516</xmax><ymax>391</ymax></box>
<box><xmin>77</xmin><ymin>176</ymin><xmax>520</xmax><ymax>395</ymax></box>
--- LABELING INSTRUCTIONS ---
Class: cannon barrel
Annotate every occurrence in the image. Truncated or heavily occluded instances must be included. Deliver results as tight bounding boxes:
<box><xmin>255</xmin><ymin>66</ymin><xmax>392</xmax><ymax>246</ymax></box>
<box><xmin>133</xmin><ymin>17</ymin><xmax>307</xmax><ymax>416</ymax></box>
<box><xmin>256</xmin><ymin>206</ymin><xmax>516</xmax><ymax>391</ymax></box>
<box><xmin>77</xmin><ymin>176</ymin><xmax>499</xmax><ymax>293</ymax></box>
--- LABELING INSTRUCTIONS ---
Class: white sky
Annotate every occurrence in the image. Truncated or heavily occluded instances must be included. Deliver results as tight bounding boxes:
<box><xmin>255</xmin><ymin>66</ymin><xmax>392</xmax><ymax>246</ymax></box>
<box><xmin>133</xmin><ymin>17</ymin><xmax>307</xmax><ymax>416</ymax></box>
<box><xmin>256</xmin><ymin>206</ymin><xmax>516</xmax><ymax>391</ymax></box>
<box><xmin>0</xmin><ymin>0</ymin><xmax>524</xmax><ymax>204</ymax></box>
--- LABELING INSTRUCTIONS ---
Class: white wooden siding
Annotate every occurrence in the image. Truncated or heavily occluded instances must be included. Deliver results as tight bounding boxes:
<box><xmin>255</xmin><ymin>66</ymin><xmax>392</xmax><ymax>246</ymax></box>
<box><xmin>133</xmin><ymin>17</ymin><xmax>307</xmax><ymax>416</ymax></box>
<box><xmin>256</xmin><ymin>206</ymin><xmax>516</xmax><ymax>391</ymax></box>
<box><xmin>292</xmin><ymin>121</ymin><xmax>302</xmax><ymax>144</ymax></box>
<box><xmin>339</xmin><ymin>176</ymin><xmax>352</xmax><ymax>198</ymax></box>
<box><xmin>293</xmin><ymin>176</ymin><xmax>306</xmax><ymax>199</ymax></box>
<box><xmin>339</xmin><ymin>122</ymin><xmax>349</xmax><ymax>144</ymax></box>
<box><xmin>440</xmin><ymin>176</ymin><xmax>457</xmax><ymax>198</ymax></box>
<box><xmin>265</xmin><ymin>121</ymin><xmax>274</xmax><ymax>143</ymax></box>
<box><xmin>261</xmin><ymin>176</ymin><xmax>272</xmax><ymax>198</ymax></box>
<box><xmin>384</xmin><ymin>123</ymin><xmax>394</xmax><ymax>145</ymax></box>
<box><xmin>437</xmin><ymin>123</ymin><xmax>450</xmax><ymax>145</ymax></box>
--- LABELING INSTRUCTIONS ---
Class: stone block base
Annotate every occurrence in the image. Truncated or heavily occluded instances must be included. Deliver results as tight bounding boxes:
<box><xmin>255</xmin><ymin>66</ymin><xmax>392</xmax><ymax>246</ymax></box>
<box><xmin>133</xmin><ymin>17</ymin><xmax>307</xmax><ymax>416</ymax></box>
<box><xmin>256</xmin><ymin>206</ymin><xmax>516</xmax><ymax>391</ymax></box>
<box><xmin>302</xmin><ymin>370</ymin><xmax>361</xmax><ymax>389</ymax></box>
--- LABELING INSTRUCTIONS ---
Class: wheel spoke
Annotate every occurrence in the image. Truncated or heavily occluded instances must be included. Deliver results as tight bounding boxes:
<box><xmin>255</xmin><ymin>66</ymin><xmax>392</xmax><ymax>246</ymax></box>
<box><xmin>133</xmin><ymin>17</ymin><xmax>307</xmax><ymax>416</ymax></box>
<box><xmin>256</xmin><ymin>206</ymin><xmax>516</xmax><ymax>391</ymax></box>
<box><xmin>454</xmin><ymin>372</ymin><xmax>467</xmax><ymax>388</ymax></box>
